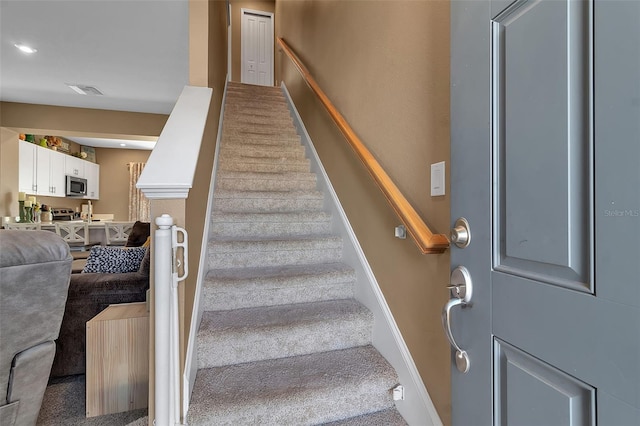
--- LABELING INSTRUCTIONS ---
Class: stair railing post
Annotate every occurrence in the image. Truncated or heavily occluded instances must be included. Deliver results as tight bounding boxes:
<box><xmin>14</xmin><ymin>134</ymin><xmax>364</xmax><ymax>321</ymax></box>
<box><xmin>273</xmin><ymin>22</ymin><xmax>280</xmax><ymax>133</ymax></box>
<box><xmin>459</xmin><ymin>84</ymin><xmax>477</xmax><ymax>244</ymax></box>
<box><xmin>154</xmin><ymin>214</ymin><xmax>174</xmax><ymax>426</ymax></box>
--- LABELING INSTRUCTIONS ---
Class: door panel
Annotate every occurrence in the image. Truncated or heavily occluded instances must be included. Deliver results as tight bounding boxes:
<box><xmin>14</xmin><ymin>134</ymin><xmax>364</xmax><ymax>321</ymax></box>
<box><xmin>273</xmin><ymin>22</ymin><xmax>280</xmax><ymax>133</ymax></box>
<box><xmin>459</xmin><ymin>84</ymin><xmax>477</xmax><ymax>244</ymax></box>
<box><xmin>450</xmin><ymin>0</ymin><xmax>640</xmax><ymax>425</ymax></box>
<box><xmin>245</xmin><ymin>16</ymin><xmax>257</xmax><ymax>83</ymax></box>
<box><xmin>257</xmin><ymin>19</ymin><xmax>269</xmax><ymax>85</ymax></box>
<box><xmin>492</xmin><ymin>0</ymin><xmax>592</xmax><ymax>292</ymax></box>
<box><xmin>494</xmin><ymin>339</ymin><xmax>595</xmax><ymax>426</ymax></box>
<box><xmin>493</xmin><ymin>274</ymin><xmax>640</xmax><ymax>406</ymax></box>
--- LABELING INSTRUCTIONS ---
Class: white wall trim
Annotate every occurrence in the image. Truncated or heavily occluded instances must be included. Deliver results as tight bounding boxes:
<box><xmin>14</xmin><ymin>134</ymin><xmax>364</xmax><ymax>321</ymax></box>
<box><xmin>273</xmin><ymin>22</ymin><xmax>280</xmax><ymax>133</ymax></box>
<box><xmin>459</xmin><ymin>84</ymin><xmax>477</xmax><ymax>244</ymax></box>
<box><xmin>183</xmin><ymin>77</ymin><xmax>229</xmax><ymax>416</ymax></box>
<box><xmin>281</xmin><ymin>82</ymin><xmax>443</xmax><ymax>426</ymax></box>
<box><xmin>137</xmin><ymin>86</ymin><xmax>213</xmax><ymax>199</ymax></box>
<box><xmin>240</xmin><ymin>8</ymin><xmax>274</xmax><ymax>86</ymax></box>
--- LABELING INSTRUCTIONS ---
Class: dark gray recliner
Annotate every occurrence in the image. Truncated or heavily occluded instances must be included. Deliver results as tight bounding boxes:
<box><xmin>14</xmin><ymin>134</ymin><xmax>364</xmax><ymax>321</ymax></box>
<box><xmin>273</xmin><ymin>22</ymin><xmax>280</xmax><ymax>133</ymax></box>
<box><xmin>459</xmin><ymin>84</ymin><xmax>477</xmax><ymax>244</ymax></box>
<box><xmin>0</xmin><ymin>230</ymin><xmax>72</xmax><ymax>426</ymax></box>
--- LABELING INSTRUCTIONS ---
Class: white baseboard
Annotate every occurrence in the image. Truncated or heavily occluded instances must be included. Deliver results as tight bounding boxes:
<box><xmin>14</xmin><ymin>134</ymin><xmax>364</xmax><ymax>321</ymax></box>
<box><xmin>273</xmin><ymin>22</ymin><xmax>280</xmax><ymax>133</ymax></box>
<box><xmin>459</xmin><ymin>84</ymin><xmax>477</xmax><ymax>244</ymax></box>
<box><xmin>281</xmin><ymin>82</ymin><xmax>443</xmax><ymax>426</ymax></box>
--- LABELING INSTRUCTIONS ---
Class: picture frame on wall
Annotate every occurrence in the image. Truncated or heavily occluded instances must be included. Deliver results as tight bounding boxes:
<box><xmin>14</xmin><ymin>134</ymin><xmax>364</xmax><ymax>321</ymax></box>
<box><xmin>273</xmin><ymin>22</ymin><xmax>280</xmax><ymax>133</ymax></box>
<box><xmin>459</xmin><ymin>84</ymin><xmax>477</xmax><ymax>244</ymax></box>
<box><xmin>81</xmin><ymin>146</ymin><xmax>96</xmax><ymax>162</ymax></box>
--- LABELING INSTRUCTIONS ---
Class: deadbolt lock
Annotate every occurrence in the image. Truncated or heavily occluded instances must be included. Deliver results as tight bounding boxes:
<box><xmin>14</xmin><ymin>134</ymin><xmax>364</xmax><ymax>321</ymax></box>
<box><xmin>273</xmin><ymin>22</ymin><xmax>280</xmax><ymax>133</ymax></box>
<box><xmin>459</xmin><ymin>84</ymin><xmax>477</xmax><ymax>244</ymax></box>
<box><xmin>451</xmin><ymin>217</ymin><xmax>471</xmax><ymax>248</ymax></box>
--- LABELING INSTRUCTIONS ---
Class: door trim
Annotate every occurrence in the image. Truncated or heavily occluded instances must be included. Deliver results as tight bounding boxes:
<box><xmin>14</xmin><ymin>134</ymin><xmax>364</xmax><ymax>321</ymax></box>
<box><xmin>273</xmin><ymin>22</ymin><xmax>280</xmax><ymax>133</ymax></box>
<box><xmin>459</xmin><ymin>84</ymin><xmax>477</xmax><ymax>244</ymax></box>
<box><xmin>241</xmin><ymin>8</ymin><xmax>274</xmax><ymax>86</ymax></box>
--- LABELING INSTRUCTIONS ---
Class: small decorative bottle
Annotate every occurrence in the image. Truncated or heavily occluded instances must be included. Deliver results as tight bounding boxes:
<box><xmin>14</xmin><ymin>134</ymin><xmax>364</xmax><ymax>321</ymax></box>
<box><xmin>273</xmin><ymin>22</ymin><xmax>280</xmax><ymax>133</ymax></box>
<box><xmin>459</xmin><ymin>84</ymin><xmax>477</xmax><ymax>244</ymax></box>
<box><xmin>18</xmin><ymin>200</ymin><xmax>26</xmax><ymax>222</ymax></box>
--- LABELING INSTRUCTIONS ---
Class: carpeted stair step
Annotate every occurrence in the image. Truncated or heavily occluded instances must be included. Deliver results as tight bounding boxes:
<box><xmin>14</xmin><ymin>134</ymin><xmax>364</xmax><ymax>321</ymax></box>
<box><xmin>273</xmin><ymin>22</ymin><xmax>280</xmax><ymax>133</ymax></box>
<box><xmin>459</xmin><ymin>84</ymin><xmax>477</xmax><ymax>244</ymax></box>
<box><xmin>219</xmin><ymin>156</ymin><xmax>310</xmax><ymax>173</ymax></box>
<box><xmin>225</xmin><ymin>100</ymin><xmax>289</xmax><ymax>112</ymax></box>
<box><xmin>323</xmin><ymin>408</ymin><xmax>408</xmax><ymax>426</ymax></box>
<box><xmin>223</xmin><ymin>111</ymin><xmax>292</xmax><ymax>125</ymax></box>
<box><xmin>224</xmin><ymin>127</ymin><xmax>299</xmax><ymax>139</ymax></box>
<box><xmin>216</xmin><ymin>171</ymin><xmax>317</xmax><ymax>191</ymax></box>
<box><xmin>187</xmin><ymin>345</ymin><xmax>398</xmax><ymax>426</ymax></box>
<box><xmin>213</xmin><ymin>189</ymin><xmax>325</xmax><ymax>213</ymax></box>
<box><xmin>197</xmin><ymin>299</ymin><xmax>372</xmax><ymax>368</ymax></box>
<box><xmin>210</xmin><ymin>211</ymin><xmax>331</xmax><ymax>238</ymax></box>
<box><xmin>226</xmin><ymin>88</ymin><xmax>286</xmax><ymax>98</ymax></box>
<box><xmin>224</xmin><ymin>109</ymin><xmax>290</xmax><ymax>119</ymax></box>
<box><xmin>224</xmin><ymin>104</ymin><xmax>291</xmax><ymax>117</ymax></box>
<box><xmin>208</xmin><ymin>235</ymin><xmax>343</xmax><ymax>269</ymax></box>
<box><xmin>226</xmin><ymin>92</ymin><xmax>284</xmax><ymax>101</ymax></box>
<box><xmin>227</xmin><ymin>81</ymin><xmax>281</xmax><ymax>90</ymax></box>
<box><xmin>202</xmin><ymin>263</ymin><xmax>356</xmax><ymax>311</ymax></box>
<box><xmin>223</xmin><ymin>120</ymin><xmax>294</xmax><ymax>131</ymax></box>
<box><xmin>223</xmin><ymin>133</ymin><xmax>302</xmax><ymax>145</ymax></box>
<box><xmin>219</xmin><ymin>149</ymin><xmax>307</xmax><ymax>163</ymax></box>
<box><xmin>220</xmin><ymin>143</ymin><xmax>306</xmax><ymax>159</ymax></box>
<box><xmin>226</xmin><ymin>86</ymin><xmax>284</xmax><ymax>97</ymax></box>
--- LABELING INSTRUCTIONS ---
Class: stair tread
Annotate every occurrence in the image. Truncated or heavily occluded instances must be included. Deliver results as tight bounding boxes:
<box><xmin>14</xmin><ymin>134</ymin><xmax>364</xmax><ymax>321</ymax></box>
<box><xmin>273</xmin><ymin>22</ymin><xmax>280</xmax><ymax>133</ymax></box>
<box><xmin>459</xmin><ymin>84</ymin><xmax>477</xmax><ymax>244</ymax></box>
<box><xmin>211</xmin><ymin>234</ymin><xmax>341</xmax><ymax>245</ymax></box>
<box><xmin>323</xmin><ymin>408</ymin><xmax>408</xmax><ymax>426</ymax></box>
<box><xmin>188</xmin><ymin>345</ymin><xmax>397</xmax><ymax>425</ymax></box>
<box><xmin>202</xmin><ymin>263</ymin><xmax>355</xmax><ymax>311</ymax></box>
<box><xmin>218</xmin><ymin>170</ymin><xmax>316</xmax><ymax>180</ymax></box>
<box><xmin>212</xmin><ymin>211</ymin><xmax>330</xmax><ymax>223</ymax></box>
<box><xmin>197</xmin><ymin>300</ymin><xmax>372</xmax><ymax>368</ymax></box>
<box><xmin>206</xmin><ymin>262</ymin><xmax>354</xmax><ymax>283</ymax></box>
<box><xmin>200</xmin><ymin>299</ymin><xmax>370</xmax><ymax>329</ymax></box>
<box><xmin>214</xmin><ymin>188</ymin><xmax>324</xmax><ymax>199</ymax></box>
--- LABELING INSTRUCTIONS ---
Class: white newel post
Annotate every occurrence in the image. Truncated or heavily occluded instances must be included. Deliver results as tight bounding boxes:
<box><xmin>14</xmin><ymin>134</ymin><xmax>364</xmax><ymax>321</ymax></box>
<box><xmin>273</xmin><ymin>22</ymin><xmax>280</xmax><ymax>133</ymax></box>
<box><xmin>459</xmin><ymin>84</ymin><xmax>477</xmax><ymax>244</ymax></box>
<box><xmin>154</xmin><ymin>214</ymin><xmax>189</xmax><ymax>426</ymax></box>
<box><xmin>154</xmin><ymin>214</ymin><xmax>174</xmax><ymax>426</ymax></box>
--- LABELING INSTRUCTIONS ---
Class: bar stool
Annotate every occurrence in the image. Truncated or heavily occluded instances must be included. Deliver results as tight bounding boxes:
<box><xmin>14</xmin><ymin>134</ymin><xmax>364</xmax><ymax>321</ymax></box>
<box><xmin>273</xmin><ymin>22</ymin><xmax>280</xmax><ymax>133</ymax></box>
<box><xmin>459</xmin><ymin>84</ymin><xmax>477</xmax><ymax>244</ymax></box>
<box><xmin>54</xmin><ymin>222</ymin><xmax>99</xmax><ymax>252</ymax></box>
<box><xmin>5</xmin><ymin>223</ymin><xmax>41</xmax><ymax>231</ymax></box>
<box><xmin>104</xmin><ymin>222</ymin><xmax>134</xmax><ymax>246</ymax></box>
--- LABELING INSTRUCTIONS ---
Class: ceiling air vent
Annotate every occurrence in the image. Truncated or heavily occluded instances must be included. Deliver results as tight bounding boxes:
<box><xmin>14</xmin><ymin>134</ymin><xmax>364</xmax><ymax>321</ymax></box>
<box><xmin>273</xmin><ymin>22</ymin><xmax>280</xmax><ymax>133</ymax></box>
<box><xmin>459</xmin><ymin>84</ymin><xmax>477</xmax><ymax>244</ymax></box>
<box><xmin>66</xmin><ymin>84</ymin><xmax>103</xmax><ymax>96</ymax></box>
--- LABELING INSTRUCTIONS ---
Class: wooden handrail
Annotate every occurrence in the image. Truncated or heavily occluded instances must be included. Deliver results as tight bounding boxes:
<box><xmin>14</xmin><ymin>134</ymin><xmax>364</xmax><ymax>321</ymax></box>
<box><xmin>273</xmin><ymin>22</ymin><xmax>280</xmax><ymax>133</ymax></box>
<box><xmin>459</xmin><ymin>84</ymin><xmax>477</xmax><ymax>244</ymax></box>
<box><xmin>278</xmin><ymin>38</ymin><xmax>449</xmax><ymax>254</ymax></box>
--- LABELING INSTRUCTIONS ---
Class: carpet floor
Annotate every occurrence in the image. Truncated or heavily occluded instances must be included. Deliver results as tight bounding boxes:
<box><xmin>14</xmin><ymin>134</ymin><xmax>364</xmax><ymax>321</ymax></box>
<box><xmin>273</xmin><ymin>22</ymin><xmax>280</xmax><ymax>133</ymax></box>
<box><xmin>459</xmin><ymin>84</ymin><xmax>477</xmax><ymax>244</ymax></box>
<box><xmin>36</xmin><ymin>375</ymin><xmax>147</xmax><ymax>426</ymax></box>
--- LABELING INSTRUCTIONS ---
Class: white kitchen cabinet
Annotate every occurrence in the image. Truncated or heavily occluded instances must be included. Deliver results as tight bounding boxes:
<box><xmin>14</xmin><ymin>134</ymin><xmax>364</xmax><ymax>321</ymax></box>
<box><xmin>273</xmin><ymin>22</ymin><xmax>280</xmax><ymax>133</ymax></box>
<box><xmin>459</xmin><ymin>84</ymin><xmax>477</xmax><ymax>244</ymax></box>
<box><xmin>18</xmin><ymin>141</ymin><xmax>37</xmax><ymax>193</ymax></box>
<box><xmin>84</xmin><ymin>162</ymin><xmax>100</xmax><ymax>200</ymax></box>
<box><xmin>65</xmin><ymin>155</ymin><xmax>85</xmax><ymax>178</ymax></box>
<box><xmin>18</xmin><ymin>140</ymin><xmax>66</xmax><ymax>197</ymax></box>
<box><xmin>48</xmin><ymin>150</ymin><xmax>66</xmax><ymax>196</ymax></box>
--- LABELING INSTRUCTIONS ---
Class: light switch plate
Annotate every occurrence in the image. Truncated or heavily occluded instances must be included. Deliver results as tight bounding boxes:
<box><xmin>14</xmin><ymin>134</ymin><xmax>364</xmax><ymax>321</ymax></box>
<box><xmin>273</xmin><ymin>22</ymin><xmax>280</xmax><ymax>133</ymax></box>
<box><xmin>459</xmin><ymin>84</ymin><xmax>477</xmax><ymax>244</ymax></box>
<box><xmin>431</xmin><ymin>161</ymin><xmax>445</xmax><ymax>196</ymax></box>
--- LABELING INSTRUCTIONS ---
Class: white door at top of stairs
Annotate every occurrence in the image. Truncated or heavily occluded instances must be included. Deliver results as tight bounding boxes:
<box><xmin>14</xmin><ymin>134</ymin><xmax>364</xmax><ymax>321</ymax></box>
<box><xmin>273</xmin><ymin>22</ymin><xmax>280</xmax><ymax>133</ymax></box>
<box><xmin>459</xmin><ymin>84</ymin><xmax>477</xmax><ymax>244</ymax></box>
<box><xmin>241</xmin><ymin>8</ymin><xmax>274</xmax><ymax>87</ymax></box>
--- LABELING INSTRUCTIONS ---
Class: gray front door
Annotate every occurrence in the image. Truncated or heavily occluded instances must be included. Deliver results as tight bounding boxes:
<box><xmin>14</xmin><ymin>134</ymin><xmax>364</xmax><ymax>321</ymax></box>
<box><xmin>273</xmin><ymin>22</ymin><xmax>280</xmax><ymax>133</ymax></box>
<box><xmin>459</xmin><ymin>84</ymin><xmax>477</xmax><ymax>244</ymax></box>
<box><xmin>450</xmin><ymin>0</ymin><xmax>640</xmax><ymax>425</ymax></box>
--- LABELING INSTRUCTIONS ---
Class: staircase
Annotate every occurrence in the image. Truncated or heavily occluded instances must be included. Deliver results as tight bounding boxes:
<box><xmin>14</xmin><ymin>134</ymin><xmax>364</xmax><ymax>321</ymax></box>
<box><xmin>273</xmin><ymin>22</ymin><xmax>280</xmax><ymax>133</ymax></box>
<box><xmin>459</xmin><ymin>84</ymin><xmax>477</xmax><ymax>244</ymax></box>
<box><xmin>187</xmin><ymin>82</ymin><xmax>407</xmax><ymax>425</ymax></box>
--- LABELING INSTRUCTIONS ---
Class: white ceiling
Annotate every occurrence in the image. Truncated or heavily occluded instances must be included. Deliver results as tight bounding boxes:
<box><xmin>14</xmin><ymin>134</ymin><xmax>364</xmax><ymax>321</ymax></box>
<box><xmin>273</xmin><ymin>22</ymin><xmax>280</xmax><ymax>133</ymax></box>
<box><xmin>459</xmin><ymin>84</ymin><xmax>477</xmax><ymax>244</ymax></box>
<box><xmin>0</xmin><ymin>0</ymin><xmax>189</xmax><ymax>148</ymax></box>
<box><xmin>66</xmin><ymin>136</ymin><xmax>156</xmax><ymax>151</ymax></box>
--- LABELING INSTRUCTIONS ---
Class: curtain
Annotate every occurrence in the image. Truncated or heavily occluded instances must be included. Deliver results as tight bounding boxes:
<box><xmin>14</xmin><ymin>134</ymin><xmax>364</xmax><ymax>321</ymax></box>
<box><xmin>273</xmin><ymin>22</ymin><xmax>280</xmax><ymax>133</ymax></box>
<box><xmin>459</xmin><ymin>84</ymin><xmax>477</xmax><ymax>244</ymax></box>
<box><xmin>128</xmin><ymin>162</ymin><xmax>150</xmax><ymax>222</ymax></box>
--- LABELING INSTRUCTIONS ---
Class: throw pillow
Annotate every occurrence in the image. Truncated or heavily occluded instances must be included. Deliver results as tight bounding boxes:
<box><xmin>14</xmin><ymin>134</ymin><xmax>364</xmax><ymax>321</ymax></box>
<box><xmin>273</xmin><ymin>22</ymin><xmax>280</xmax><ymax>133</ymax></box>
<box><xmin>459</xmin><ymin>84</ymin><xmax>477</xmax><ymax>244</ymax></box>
<box><xmin>82</xmin><ymin>246</ymin><xmax>147</xmax><ymax>274</ymax></box>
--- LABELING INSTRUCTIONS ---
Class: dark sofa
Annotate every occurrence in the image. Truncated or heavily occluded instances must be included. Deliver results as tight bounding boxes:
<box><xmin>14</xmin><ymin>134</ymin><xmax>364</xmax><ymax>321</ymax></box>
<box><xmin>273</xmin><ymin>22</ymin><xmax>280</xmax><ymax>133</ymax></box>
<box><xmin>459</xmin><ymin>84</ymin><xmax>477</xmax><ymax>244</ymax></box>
<box><xmin>50</xmin><ymin>221</ymin><xmax>151</xmax><ymax>377</ymax></box>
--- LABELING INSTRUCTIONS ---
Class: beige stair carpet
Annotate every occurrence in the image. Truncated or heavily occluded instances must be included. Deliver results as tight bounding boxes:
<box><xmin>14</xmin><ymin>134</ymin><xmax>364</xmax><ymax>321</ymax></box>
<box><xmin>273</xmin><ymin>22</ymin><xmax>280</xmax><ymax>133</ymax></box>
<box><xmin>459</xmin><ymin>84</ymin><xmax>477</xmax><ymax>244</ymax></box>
<box><xmin>187</xmin><ymin>82</ymin><xmax>407</xmax><ymax>425</ymax></box>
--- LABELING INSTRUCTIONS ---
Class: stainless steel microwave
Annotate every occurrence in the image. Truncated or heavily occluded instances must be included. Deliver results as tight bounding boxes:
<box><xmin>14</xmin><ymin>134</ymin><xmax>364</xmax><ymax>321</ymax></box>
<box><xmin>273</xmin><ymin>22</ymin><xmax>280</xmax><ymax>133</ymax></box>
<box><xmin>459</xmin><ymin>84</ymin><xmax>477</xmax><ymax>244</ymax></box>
<box><xmin>66</xmin><ymin>175</ymin><xmax>87</xmax><ymax>197</ymax></box>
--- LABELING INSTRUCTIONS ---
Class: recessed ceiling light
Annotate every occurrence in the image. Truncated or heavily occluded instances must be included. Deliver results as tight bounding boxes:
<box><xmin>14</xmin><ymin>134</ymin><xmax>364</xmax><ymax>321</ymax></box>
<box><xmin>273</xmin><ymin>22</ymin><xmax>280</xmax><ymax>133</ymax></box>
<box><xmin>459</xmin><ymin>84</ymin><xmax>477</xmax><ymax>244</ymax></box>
<box><xmin>120</xmin><ymin>143</ymin><xmax>127</xmax><ymax>147</ymax></box>
<box><xmin>14</xmin><ymin>44</ymin><xmax>37</xmax><ymax>54</ymax></box>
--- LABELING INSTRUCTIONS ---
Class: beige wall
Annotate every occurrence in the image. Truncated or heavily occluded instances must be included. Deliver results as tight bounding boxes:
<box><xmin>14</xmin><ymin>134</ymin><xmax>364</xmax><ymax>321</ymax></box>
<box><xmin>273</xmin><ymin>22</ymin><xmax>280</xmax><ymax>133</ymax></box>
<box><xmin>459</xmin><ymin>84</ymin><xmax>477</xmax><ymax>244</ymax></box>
<box><xmin>0</xmin><ymin>102</ymin><xmax>167</xmax><ymax>139</ymax></box>
<box><xmin>276</xmin><ymin>1</ymin><xmax>451</xmax><ymax>424</ymax></box>
<box><xmin>230</xmin><ymin>0</ymin><xmax>276</xmax><ymax>82</ymax></box>
<box><xmin>183</xmin><ymin>0</ymin><xmax>229</xmax><ymax>352</ymax></box>
<box><xmin>0</xmin><ymin>127</ymin><xmax>19</xmax><ymax>218</ymax></box>
<box><xmin>93</xmin><ymin>148</ymin><xmax>151</xmax><ymax>221</ymax></box>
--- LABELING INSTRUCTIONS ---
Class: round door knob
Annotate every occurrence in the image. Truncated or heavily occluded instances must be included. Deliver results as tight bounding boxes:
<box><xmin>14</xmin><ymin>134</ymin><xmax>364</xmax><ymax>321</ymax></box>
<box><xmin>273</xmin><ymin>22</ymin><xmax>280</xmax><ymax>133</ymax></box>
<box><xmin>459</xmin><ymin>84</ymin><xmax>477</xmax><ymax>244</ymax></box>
<box><xmin>451</xmin><ymin>217</ymin><xmax>471</xmax><ymax>248</ymax></box>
